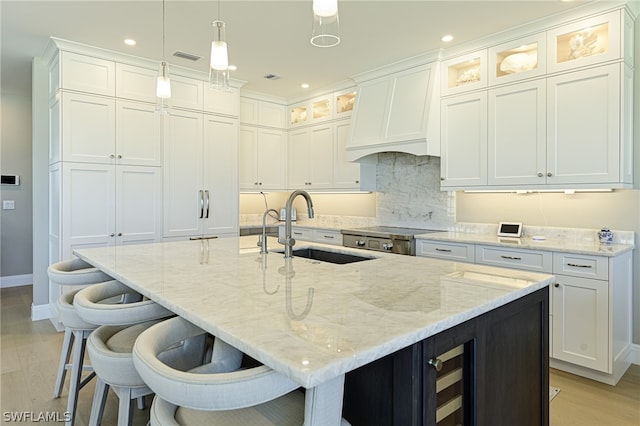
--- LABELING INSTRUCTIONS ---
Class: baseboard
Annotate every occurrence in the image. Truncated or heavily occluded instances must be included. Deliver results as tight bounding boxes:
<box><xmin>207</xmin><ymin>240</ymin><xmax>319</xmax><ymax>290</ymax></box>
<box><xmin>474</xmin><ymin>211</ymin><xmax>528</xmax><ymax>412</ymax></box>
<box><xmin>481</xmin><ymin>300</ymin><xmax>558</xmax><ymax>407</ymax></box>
<box><xmin>630</xmin><ymin>344</ymin><xmax>640</xmax><ymax>365</ymax></box>
<box><xmin>31</xmin><ymin>302</ymin><xmax>53</xmax><ymax>322</ymax></box>
<box><xmin>0</xmin><ymin>274</ymin><xmax>33</xmax><ymax>288</ymax></box>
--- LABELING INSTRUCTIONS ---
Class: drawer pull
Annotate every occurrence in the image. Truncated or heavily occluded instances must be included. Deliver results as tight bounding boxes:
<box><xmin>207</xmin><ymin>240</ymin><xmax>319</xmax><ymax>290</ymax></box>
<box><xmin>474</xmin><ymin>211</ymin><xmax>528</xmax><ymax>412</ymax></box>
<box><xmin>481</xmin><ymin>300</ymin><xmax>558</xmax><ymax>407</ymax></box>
<box><xmin>293</xmin><ymin>232</ymin><xmax>303</xmax><ymax>236</ymax></box>
<box><xmin>435</xmin><ymin>248</ymin><xmax>452</xmax><ymax>253</ymax></box>
<box><xmin>500</xmin><ymin>255</ymin><xmax>522</xmax><ymax>260</ymax></box>
<box><xmin>567</xmin><ymin>263</ymin><xmax>592</xmax><ymax>268</ymax></box>
<box><xmin>323</xmin><ymin>235</ymin><xmax>335</xmax><ymax>239</ymax></box>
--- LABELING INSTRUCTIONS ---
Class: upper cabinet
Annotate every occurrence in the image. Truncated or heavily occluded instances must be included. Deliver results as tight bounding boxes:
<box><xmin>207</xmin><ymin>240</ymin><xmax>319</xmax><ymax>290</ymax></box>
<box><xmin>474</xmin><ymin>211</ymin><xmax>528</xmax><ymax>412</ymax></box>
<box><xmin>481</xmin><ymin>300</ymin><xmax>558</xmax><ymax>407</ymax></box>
<box><xmin>348</xmin><ymin>62</ymin><xmax>440</xmax><ymax>160</ymax></box>
<box><xmin>488</xmin><ymin>33</ymin><xmax>546</xmax><ymax>86</ymax></box>
<box><xmin>441</xmin><ymin>50</ymin><xmax>487</xmax><ymax>96</ymax></box>
<box><xmin>52</xmin><ymin>51</ymin><xmax>115</xmax><ymax>97</ymax></box>
<box><xmin>289</xmin><ymin>88</ymin><xmax>355</xmax><ymax>128</ymax></box>
<box><xmin>547</xmin><ymin>10</ymin><xmax>624</xmax><ymax>73</ymax></box>
<box><xmin>439</xmin><ymin>6</ymin><xmax>635</xmax><ymax>191</ymax></box>
<box><xmin>240</xmin><ymin>98</ymin><xmax>287</xmax><ymax>128</ymax></box>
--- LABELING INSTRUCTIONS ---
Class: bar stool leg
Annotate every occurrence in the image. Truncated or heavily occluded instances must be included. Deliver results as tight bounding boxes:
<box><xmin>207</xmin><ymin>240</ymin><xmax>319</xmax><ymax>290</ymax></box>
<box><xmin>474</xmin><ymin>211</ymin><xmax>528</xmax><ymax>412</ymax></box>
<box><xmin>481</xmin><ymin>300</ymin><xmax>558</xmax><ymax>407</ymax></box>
<box><xmin>54</xmin><ymin>328</ymin><xmax>74</xmax><ymax>398</ymax></box>
<box><xmin>66</xmin><ymin>329</ymin><xmax>90</xmax><ymax>426</ymax></box>
<box><xmin>88</xmin><ymin>378</ymin><xmax>109</xmax><ymax>426</ymax></box>
<box><xmin>117</xmin><ymin>387</ymin><xmax>135</xmax><ymax>426</ymax></box>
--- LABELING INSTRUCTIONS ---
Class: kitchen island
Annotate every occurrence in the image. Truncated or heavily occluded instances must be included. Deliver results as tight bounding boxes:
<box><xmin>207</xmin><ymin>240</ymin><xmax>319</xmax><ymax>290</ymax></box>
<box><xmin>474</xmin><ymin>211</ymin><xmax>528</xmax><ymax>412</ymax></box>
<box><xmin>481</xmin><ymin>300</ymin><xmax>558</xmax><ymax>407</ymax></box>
<box><xmin>74</xmin><ymin>237</ymin><xmax>554</xmax><ymax>425</ymax></box>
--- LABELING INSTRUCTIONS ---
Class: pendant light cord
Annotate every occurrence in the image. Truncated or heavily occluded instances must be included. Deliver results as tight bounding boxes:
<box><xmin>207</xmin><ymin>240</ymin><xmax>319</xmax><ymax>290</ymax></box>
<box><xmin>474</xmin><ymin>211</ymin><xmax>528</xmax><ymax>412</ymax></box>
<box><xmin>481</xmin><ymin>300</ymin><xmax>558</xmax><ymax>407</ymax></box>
<box><xmin>162</xmin><ymin>0</ymin><xmax>166</xmax><ymax>61</ymax></box>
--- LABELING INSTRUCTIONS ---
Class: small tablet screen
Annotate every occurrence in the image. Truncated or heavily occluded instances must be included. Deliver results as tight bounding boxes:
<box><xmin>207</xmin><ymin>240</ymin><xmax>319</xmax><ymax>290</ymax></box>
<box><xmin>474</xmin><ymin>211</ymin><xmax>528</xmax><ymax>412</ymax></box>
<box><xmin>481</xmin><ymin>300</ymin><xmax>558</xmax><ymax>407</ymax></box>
<box><xmin>497</xmin><ymin>222</ymin><xmax>522</xmax><ymax>237</ymax></box>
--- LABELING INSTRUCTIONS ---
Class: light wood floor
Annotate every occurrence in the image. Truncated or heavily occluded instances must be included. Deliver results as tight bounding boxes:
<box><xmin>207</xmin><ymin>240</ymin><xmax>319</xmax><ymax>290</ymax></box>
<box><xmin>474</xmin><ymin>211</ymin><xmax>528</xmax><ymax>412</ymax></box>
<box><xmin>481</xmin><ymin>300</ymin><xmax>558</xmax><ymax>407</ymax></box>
<box><xmin>2</xmin><ymin>285</ymin><xmax>639</xmax><ymax>425</ymax></box>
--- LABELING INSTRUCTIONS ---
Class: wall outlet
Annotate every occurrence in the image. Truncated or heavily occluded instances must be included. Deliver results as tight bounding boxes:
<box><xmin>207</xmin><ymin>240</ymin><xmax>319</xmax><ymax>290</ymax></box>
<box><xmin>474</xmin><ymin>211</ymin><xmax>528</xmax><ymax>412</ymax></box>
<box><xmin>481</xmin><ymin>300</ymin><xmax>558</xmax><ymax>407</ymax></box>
<box><xmin>3</xmin><ymin>200</ymin><xmax>15</xmax><ymax>210</ymax></box>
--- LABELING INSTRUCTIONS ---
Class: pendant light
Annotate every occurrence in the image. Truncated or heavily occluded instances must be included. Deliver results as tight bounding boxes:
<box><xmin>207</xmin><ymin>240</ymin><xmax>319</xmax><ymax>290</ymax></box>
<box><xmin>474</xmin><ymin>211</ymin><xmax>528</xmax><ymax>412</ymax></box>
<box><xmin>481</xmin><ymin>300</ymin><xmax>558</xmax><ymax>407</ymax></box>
<box><xmin>156</xmin><ymin>0</ymin><xmax>171</xmax><ymax>114</ymax></box>
<box><xmin>311</xmin><ymin>0</ymin><xmax>340</xmax><ymax>47</ymax></box>
<box><xmin>209</xmin><ymin>1</ymin><xmax>230</xmax><ymax>91</ymax></box>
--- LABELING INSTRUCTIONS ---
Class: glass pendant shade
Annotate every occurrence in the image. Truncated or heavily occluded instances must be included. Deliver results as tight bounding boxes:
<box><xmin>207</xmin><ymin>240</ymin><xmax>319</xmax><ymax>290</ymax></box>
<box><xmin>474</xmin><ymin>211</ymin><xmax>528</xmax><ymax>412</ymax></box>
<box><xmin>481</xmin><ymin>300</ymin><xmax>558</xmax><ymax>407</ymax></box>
<box><xmin>313</xmin><ymin>0</ymin><xmax>338</xmax><ymax>17</ymax></box>
<box><xmin>156</xmin><ymin>62</ymin><xmax>171</xmax><ymax>98</ymax></box>
<box><xmin>311</xmin><ymin>12</ymin><xmax>340</xmax><ymax>47</ymax></box>
<box><xmin>210</xmin><ymin>40</ymin><xmax>229</xmax><ymax>70</ymax></box>
<box><xmin>209</xmin><ymin>20</ymin><xmax>230</xmax><ymax>90</ymax></box>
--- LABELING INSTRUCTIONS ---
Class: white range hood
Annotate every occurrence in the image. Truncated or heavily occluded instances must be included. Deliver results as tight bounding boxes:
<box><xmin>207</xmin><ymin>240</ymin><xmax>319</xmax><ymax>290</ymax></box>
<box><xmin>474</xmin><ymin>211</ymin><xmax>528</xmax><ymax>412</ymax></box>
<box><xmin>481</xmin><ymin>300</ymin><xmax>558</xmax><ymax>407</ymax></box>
<box><xmin>346</xmin><ymin>52</ymin><xmax>441</xmax><ymax>162</ymax></box>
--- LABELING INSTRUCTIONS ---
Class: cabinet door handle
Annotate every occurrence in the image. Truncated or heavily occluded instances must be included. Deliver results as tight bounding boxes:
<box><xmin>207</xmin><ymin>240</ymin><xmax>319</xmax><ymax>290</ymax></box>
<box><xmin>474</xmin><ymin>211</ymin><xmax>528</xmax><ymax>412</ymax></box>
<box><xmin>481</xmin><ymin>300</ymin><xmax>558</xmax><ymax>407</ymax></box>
<box><xmin>205</xmin><ymin>190</ymin><xmax>210</xmax><ymax>219</ymax></box>
<box><xmin>537</xmin><ymin>172</ymin><xmax>544</xmax><ymax>177</ymax></box>
<box><xmin>567</xmin><ymin>263</ymin><xmax>592</xmax><ymax>268</ymax></box>
<box><xmin>117</xmin><ymin>154</ymin><xmax>123</xmax><ymax>159</ymax></box>
<box><xmin>428</xmin><ymin>358</ymin><xmax>443</xmax><ymax>372</ymax></box>
<box><xmin>554</xmin><ymin>283</ymin><xmax>560</xmax><ymax>288</ymax></box>
<box><xmin>109</xmin><ymin>233</ymin><xmax>115</xmax><ymax>237</ymax></box>
<box><xmin>547</xmin><ymin>172</ymin><xmax>553</xmax><ymax>177</ymax></box>
<box><xmin>500</xmin><ymin>255</ymin><xmax>522</xmax><ymax>260</ymax></box>
<box><xmin>199</xmin><ymin>190</ymin><xmax>204</xmax><ymax>219</ymax></box>
<box><xmin>435</xmin><ymin>248</ymin><xmax>452</xmax><ymax>253</ymax></box>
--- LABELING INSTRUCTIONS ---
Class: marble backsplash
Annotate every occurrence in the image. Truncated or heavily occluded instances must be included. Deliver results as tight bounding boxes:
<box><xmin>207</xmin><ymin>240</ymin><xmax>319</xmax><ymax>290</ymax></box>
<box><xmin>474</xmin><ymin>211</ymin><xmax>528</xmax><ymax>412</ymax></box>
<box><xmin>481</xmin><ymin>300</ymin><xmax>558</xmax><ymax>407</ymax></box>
<box><xmin>374</xmin><ymin>153</ymin><xmax>455</xmax><ymax>230</ymax></box>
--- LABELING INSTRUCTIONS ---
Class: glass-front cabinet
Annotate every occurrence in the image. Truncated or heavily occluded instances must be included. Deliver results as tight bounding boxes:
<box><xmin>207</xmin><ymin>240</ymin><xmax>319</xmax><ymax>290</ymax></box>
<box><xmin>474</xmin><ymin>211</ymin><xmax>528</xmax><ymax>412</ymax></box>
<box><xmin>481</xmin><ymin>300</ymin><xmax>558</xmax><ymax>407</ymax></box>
<box><xmin>441</xmin><ymin>49</ymin><xmax>487</xmax><ymax>96</ymax></box>
<box><xmin>547</xmin><ymin>10</ymin><xmax>622</xmax><ymax>73</ymax></box>
<box><xmin>488</xmin><ymin>33</ymin><xmax>546</xmax><ymax>85</ymax></box>
<box><xmin>290</xmin><ymin>89</ymin><xmax>357</xmax><ymax>127</ymax></box>
<box><xmin>334</xmin><ymin>89</ymin><xmax>356</xmax><ymax>118</ymax></box>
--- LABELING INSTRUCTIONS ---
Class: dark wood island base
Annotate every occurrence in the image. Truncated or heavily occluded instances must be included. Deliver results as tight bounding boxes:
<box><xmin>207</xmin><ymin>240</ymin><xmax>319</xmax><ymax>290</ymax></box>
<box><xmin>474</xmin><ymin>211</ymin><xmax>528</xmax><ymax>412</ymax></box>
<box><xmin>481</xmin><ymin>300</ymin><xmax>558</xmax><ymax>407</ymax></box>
<box><xmin>343</xmin><ymin>287</ymin><xmax>549</xmax><ymax>426</ymax></box>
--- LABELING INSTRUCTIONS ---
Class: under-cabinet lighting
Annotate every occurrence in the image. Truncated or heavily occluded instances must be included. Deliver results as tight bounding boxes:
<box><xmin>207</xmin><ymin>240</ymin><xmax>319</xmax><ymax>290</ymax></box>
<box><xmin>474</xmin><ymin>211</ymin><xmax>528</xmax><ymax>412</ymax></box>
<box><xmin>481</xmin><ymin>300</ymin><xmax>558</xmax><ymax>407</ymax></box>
<box><xmin>463</xmin><ymin>189</ymin><xmax>614</xmax><ymax>194</ymax></box>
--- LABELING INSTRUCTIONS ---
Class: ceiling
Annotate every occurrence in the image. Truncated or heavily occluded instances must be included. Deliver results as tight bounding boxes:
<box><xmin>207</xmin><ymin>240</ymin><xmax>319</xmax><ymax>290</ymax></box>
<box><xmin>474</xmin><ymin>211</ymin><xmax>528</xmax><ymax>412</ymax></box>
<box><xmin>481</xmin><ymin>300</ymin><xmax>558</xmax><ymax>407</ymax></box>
<box><xmin>1</xmin><ymin>1</ymin><xmax>597</xmax><ymax>101</ymax></box>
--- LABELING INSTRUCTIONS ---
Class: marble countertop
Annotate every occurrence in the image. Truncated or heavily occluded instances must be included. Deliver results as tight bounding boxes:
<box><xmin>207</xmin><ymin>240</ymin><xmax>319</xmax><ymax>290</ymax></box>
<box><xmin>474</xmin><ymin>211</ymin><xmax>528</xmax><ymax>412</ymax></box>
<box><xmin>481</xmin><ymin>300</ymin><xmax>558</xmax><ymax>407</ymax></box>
<box><xmin>74</xmin><ymin>236</ymin><xmax>553</xmax><ymax>389</ymax></box>
<box><xmin>414</xmin><ymin>231</ymin><xmax>634</xmax><ymax>257</ymax></box>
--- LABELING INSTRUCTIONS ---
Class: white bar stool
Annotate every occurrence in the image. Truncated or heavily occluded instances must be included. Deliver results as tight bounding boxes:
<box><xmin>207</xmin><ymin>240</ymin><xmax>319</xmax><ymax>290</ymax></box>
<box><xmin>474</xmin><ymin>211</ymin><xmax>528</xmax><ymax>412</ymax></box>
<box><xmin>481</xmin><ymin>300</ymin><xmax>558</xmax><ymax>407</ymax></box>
<box><xmin>74</xmin><ymin>280</ymin><xmax>174</xmax><ymax>426</ymax></box>
<box><xmin>132</xmin><ymin>316</ymin><xmax>352</xmax><ymax>426</ymax></box>
<box><xmin>48</xmin><ymin>258</ymin><xmax>113</xmax><ymax>426</ymax></box>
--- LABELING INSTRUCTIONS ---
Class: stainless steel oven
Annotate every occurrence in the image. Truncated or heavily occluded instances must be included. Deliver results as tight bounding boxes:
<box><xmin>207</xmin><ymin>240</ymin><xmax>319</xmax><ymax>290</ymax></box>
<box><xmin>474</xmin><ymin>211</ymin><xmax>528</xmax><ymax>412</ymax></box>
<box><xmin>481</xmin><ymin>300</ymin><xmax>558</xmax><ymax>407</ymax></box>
<box><xmin>341</xmin><ymin>226</ymin><xmax>440</xmax><ymax>256</ymax></box>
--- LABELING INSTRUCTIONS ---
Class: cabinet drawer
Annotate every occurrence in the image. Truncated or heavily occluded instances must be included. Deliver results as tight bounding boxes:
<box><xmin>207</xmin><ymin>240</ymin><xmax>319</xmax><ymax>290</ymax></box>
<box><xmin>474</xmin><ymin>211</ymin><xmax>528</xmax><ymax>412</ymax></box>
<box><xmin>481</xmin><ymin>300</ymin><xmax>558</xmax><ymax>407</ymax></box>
<box><xmin>553</xmin><ymin>253</ymin><xmax>608</xmax><ymax>280</ymax></box>
<box><xmin>314</xmin><ymin>230</ymin><xmax>343</xmax><ymax>246</ymax></box>
<box><xmin>416</xmin><ymin>240</ymin><xmax>474</xmax><ymax>263</ymax></box>
<box><xmin>290</xmin><ymin>227</ymin><xmax>313</xmax><ymax>242</ymax></box>
<box><xmin>475</xmin><ymin>245</ymin><xmax>552</xmax><ymax>273</ymax></box>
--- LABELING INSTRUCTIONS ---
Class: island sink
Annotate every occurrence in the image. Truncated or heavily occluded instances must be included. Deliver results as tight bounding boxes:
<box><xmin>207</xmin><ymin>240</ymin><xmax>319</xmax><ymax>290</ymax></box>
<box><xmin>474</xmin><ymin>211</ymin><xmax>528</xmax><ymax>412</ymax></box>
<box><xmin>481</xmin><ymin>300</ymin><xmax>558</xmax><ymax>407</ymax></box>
<box><xmin>279</xmin><ymin>248</ymin><xmax>374</xmax><ymax>264</ymax></box>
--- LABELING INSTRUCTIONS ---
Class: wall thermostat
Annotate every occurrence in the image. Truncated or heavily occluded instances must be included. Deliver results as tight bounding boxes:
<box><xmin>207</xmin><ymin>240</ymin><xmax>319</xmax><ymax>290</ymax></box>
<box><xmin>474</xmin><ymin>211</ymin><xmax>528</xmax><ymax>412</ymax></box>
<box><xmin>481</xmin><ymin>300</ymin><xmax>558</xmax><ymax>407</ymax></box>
<box><xmin>497</xmin><ymin>222</ymin><xmax>523</xmax><ymax>238</ymax></box>
<box><xmin>1</xmin><ymin>175</ymin><xmax>20</xmax><ymax>186</ymax></box>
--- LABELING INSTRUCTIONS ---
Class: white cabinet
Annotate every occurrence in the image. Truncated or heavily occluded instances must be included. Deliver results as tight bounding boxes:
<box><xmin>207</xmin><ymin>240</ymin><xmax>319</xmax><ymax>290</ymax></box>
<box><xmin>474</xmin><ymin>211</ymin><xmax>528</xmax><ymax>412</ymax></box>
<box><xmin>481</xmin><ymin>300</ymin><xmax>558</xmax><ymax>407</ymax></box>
<box><xmin>115</xmin><ymin>100</ymin><xmax>162</xmax><ymax>166</ymax></box>
<box><xmin>475</xmin><ymin>244</ymin><xmax>553</xmax><ymax>273</ymax></box>
<box><xmin>280</xmin><ymin>226</ymin><xmax>343</xmax><ymax>246</ymax></box>
<box><xmin>55</xmin><ymin>92</ymin><xmax>116</xmax><ymax>164</ymax></box>
<box><xmin>51</xmin><ymin>162</ymin><xmax>161</xmax><ymax>260</ymax></box>
<box><xmin>488</xmin><ymin>33</ymin><xmax>546</xmax><ymax>86</ymax></box>
<box><xmin>288</xmin><ymin>124</ymin><xmax>333</xmax><ymax>190</ymax></box>
<box><xmin>348</xmin><ymin>63</ymin><xmax>439</xmax><ymax>160</ymax></box>
<box><xmin>51</xmin><ymin>93</ymin><xmax>161</xmax><ymax>167</ymax></box>
<box><xmin>552</xmin><ymin>274</ymin><xmax>609</xmax><ymax>372</ymax></box>
<box><xmin>440</xmin><ymin>91</ymin><xmax>487</xmax><ymax>188</ymax></box>
<box><xmin>547</xmin><ymin>10</ymin><xmax>623</xmax><ymax>74</ymax></box>
<box><xmin>488</xmin><ymin>80</ymin><xmax>546</xmax><ymax>186</ymax></box>
<box><xmin>240</xmin><ymin>98</ymin><xmax>286</xmax><ymax>128</ymax></box>
<box><xmin>163</xmin><ymin>111</ymin><xmax>238</xmax><ymax>238</ymax></box>
<box><xmin>54</xmin><ymin>51</ymin><xmax>115</xmax><ymax>96</ymax></box>
<box><xmin>115</xmin><ymin>63</ymin><xmax>157</xmax><ymax>103</ymax></box>
<box><xmin>204</xmin><ymin>86</ymin><xmax>239</xmax><ymax>116</ymax></box>
<box><xmin>546</xmin><ymin>63</ymin><xmax>629</xmax><ymax>186</ymax></box>
<box><xmin>441</xmin><ymin>50</ymin><xmax>487</xmax><ymax>96</ymax></box>
<box><xmin>239</xmin><ymin>126</ymin><xmax>287</xmax><ymax>190</ymax></box>
<box><xmin>333</xmin><ymin>120</ymin><xmax>361</xmax><ymax>189</ymax></box>
<box><xmin>416</xmin><ymin>239</ymin><xmax>474</xmax><ymax>263</ymax></box>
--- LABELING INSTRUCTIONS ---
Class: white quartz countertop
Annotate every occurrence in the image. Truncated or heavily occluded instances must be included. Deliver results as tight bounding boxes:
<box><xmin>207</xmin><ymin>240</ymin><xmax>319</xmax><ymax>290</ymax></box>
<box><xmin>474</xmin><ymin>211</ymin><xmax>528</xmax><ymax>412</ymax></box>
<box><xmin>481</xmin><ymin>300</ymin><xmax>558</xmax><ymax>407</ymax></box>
<box><xmin>415</xmin><ymin>231</ymin><xmax>634</xmax><ymax>257</ymax></box>
<box><xmin>74</xmin><ymin>236</ymin><xmax>553</xmax><ymax>389</ymax></box>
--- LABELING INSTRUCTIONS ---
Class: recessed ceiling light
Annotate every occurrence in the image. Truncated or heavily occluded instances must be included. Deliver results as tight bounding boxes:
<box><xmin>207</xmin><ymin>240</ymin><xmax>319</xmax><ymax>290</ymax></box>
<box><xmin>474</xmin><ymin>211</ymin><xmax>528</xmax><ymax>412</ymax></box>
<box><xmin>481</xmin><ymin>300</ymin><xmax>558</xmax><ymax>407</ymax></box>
<box><xmin>124</xmin><ymin>39</ymin><xmax>136</xmax><ymax>46</ymax></box>
<box><xmin>441</xmin><ymin>35</ymin><xmax>454</xmax><ymax>43</ymax></box>
<box><xmin>301</xmin><ymin>83</ymin><xmax>309</xmax><ymax>89</ymax></box>
<box><xmin>228</xmin><ymin>65</ymin><xmax>237</xmax><ymax>71</ymax></box>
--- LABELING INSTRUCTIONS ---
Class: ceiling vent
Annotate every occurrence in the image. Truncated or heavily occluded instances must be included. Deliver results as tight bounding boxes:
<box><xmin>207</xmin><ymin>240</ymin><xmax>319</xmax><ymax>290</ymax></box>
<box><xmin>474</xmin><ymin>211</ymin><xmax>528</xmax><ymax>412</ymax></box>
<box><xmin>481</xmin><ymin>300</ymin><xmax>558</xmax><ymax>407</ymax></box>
<box><xmin>263</xmin><ymin>74</ymin><xmax>281</xmax><ymax>80</ymax></box>
<box><xmin>172</xmin><ymin>51</ymin><xmax>201</xmax><ymax>62</ymax></box>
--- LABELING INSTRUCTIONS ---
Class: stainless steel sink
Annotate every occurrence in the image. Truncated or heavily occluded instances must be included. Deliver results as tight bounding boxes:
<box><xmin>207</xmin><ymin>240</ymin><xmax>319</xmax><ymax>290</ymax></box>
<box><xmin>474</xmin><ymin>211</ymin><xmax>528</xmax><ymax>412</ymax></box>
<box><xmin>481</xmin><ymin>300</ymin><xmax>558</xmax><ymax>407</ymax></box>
<box><xmin>277</xmin><ymin>248</ymin><xmax>374</xmax><ymax>264</ymax></box>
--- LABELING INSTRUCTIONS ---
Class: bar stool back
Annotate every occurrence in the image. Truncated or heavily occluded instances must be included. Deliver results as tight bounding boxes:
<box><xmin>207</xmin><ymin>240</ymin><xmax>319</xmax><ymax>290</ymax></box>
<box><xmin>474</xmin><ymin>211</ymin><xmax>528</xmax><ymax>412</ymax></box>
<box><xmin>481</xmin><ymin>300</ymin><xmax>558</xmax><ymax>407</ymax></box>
<box><xmin>133</xmin><ymin>316</ymin><xmax>351</xmax><ymax>426</ymax></box>
<box><xmin>74</xmin><ymin>280</ymin><xmax>173</xmax><ymax>426</ymax></box>
<box><xmin>48</xmin><ymin>258</ymin><xmax>113</xmax><ymax>426</ymax></box>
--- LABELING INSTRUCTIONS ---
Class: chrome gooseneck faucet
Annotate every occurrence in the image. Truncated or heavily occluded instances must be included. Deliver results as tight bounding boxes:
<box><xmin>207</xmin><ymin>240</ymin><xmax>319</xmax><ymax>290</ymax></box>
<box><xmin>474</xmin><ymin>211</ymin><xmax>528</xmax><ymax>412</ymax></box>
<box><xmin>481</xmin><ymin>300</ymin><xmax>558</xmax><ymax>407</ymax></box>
<box><xmin>279</xmin><ymin>190</ymin><xmax>314</xmax><ymax>258</ymax></box>
<box><xmin>258</xmin><ymin>208</ymin><xmax>279</xmax><ymax>253</ymax></box>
